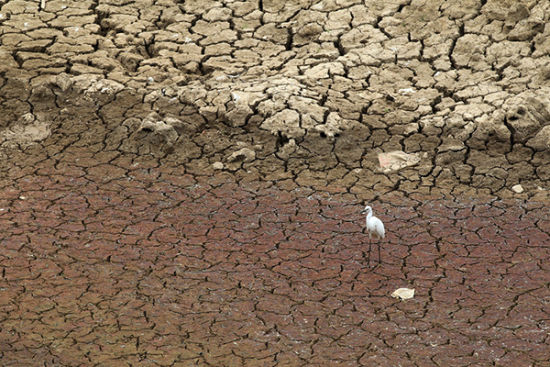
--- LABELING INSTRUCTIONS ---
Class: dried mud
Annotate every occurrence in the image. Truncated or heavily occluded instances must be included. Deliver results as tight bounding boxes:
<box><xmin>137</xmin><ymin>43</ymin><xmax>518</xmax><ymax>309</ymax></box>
<box><xmin>1</xmin><ymin>0</ymin><xmax>550</xmax><ymax>366</ymax></box>
<box><xmin>0</xmin><ymin>0</ymin><xmax>549</xmax><ymax>198</ymax></box>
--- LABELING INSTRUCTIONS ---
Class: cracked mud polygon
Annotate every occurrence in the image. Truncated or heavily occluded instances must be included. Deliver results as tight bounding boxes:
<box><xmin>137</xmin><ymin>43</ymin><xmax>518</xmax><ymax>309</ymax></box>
<box><xmin>1</xmin><ymin>0</ymin><xmax>550</xmax><ymax>366</ymax></box>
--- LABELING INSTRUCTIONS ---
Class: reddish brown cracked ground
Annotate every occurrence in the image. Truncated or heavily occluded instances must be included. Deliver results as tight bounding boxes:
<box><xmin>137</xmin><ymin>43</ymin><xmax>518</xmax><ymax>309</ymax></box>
<box><xmin>2</xmin><ymin>0</ymin><xmax>550</xmax><ymax>366</ymax></box>
<box><xmin>1</xmin><ymin>153</ymin><xmax>550</xmax><ymax>366</ymax></box>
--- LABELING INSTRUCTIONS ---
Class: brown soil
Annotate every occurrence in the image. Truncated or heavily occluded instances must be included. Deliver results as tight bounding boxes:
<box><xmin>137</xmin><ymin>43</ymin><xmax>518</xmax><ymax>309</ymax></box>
<box><xmin>1</xmin><ymin>1</ymin><xmax>550</xmax><ymax>366</ymax></box>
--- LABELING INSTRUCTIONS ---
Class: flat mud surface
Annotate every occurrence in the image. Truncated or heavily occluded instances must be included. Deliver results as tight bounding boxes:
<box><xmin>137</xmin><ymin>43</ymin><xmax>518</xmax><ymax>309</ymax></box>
<box><xmin>1</xmin><ymin>156</ymin><xmax>550</xmax><ymax>366</ymax></box>
<box><xmin>1</xmin><ymin>0</ymin><xmax>550</xmax><ymax>366</ymax></box>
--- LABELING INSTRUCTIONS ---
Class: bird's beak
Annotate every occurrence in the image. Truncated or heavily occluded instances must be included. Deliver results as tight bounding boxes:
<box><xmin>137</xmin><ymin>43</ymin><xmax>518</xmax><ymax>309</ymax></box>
<box><xmin>360</xmin><ymin>209</ymin><xmax>366</xmax><ymax>214</ymax></box>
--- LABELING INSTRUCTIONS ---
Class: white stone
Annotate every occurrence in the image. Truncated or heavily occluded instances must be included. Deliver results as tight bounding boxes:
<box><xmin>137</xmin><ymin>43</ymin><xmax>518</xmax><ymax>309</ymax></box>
<box><xmin>511</xmin><ymin>184</ymin><xmax>524</xmax><ymax>193</ymax></box>
<box><xmin>212</xmin><ymin>162</ymin><xmax>224</xmax><ymax>170</ymax></box>
<box><xmin>398</xmin><ymin>88</ymin><xmax>414</xmax><ymax>94</ymax></box>
<box><xmin>391</xmin><ymin>288</ymin><xmax>415</xmax><ymax>300</ymax></box>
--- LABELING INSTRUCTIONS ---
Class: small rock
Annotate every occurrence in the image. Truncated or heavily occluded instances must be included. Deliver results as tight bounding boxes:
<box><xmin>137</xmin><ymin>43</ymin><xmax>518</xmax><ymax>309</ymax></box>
<box><xmin>20</xmin><ymin>113</ymin><xmax>35</xmax><ymax>124</ymax></box>
<box><xmin>391</xmin><ymin>288</ymin><xmax>415</xmax><ymax>300</ymax></box>
<box><xmin>212</xmin><ymin>162</ymin><xmax>224</xmax><ymax>170</ymax></box>
<box><xmin>398</xmin><ymin>88</ymin><xmax>414</xmax><ymax>94</ymax></box>
<box><xmin>511</xmin><ymin>184</ymin><xmax>524</xmax><ymax>193</ymax></box>
<box><xmin>228</xmin><ymin>147</ymin><xmax>255</xmax><ymax>163</ymax></box>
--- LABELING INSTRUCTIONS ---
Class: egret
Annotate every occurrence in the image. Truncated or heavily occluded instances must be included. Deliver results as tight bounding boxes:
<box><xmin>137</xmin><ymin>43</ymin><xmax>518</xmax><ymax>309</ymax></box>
<box><xmin>361</xmin><ymin>205</ymin><xmax>385</xmax><ymax>266</ymax></box>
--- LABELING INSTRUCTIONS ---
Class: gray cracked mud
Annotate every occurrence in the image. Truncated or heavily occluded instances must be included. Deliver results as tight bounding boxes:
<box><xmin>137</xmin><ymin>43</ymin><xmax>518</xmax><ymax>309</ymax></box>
<box><xmin>1</xmin><ymin>0</ymin><xmax>550</xmax><ymax>199</ymax></box>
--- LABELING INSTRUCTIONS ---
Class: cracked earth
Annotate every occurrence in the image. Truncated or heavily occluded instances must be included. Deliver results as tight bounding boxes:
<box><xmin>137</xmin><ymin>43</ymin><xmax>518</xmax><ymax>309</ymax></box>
<box><xmin>1</xmin><ymin>0</ymin><xmax>550</xmax><ymax>366</ymax></box>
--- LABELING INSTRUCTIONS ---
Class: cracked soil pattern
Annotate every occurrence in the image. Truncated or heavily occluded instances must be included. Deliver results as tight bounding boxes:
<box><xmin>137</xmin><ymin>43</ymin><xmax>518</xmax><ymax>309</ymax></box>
<box><xmin>1</xmin><ymin>0</ymin><xmax>550</xmax><ymax>366</ymax></box>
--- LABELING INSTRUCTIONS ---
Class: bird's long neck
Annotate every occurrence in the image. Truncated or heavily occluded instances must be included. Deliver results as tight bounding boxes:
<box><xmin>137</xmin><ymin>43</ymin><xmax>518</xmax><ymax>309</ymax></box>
<box><xmin>366</xmin><ymin>210</ymin><xmax>372</xmax><ymax>220</ymax></box>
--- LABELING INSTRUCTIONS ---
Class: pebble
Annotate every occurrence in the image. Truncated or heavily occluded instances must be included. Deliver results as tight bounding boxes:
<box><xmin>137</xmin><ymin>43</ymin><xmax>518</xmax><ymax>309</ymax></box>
<box><xmin>512</xmin><ymin>184</ymin><xmax>524</xmax><ymax>193</ymax></box>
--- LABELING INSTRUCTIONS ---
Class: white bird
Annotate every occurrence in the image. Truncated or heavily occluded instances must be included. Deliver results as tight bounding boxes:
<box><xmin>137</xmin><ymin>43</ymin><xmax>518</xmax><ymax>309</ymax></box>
<box><xmin>361</xmin><ymin>205</ymin><xmax>385</xmax><ymax>266</ymax></box>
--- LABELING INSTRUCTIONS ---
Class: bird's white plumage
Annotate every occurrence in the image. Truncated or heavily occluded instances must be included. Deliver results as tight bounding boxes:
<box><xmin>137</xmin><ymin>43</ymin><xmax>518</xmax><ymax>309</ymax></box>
<box><xmin>361</xmin><ymin>205</ymin><xmax>385</xmax><ymax>266</ymax></box>
<box><xmin>362</xmin><ymin>205</ymin><xmax>385</xmax><ymax>239</ymax></box>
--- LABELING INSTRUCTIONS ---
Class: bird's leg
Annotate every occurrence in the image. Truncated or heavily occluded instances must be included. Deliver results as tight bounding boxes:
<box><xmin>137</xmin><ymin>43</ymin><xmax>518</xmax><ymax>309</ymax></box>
<box><xmin>367</xmin><ymin>235</ymin><xmax>372</xmax><ymax>268</ymax></box>
<box><xmin>377</xmin><ymin>239</ymin><xmax>381</xmax><ymax>266</ymax></box>
<box><xmin>360</xmin><ymin>227</ymin><xmax>367</xmax><ymax>266</ymax></box>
